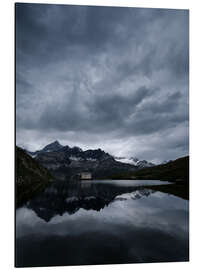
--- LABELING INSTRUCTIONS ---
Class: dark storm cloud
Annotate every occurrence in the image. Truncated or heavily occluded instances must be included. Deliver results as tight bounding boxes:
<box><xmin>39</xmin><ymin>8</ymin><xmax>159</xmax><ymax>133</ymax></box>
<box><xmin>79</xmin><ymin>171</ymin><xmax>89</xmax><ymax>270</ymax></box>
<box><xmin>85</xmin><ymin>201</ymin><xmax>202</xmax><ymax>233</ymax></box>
<box><xmin>16</xmin><ymin>3</ymin><xmax>189</xmax><ymax>162</ymax></box>
<box><xmin>24</xmin><ymin>86</ymin><xmax>151</xmax><ymax>132</ymax></box>
<box><xmin>16</xmin><ymin>4</ymin><xmax>131</xmax><ymax>67</ymax></box>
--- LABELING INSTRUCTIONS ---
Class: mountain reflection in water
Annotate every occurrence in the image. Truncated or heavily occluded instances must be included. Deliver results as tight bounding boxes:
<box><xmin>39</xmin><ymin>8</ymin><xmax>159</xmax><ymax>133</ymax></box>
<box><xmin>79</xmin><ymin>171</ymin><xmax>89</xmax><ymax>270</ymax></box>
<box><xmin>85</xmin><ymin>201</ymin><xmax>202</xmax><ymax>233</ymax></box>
<box><xmin>25</xmin><ymin>180</ymin><xmax>161</xmax><ymax>222</ymax></box>
<box><xmin>16</xmin><ymin>180</ymin><xmax>189</xmax><ymax>267</ymax></box>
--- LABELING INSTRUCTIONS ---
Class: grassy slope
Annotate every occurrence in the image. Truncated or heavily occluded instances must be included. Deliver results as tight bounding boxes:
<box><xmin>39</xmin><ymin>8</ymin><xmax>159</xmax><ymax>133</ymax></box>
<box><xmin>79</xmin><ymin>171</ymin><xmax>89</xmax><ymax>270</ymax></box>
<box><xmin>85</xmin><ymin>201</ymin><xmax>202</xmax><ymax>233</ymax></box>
<box><xmin>16</xmin><ymin>146</ymin><xmax>53</xmax><ymax>206</ymax></box>
<box><xmin>111</xmin><ymin>156</ymin><xmax>189</xmax><ymax>182</ymax></box>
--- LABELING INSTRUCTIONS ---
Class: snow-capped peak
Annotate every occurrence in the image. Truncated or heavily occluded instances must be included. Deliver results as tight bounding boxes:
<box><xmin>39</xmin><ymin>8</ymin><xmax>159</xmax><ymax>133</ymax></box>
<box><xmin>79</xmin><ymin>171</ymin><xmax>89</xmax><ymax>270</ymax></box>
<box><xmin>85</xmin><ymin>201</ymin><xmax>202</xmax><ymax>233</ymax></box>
<box><xmin>114</xmin><ymin>156</ymin><xmax>154</xmax><ymax>168</ymax></box>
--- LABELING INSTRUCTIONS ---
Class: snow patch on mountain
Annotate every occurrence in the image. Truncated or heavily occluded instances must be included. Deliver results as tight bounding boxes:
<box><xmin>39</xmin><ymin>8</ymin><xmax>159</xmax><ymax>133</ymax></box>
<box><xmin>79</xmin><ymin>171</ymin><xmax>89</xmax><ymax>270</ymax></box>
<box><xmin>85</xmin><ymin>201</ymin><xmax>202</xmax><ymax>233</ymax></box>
<box><xmin>86</xmin><ymin>158</ymin><xmax>97</xmax><ymax>162</ymax></box>
<box><xmin>69</xmin><ymin>156</ymin><xmax>83</xmax><ymax>161</ymax></box>
<box><xmin>27</xmin><ymin>152</ymin><xmax>38</xmax><ymax>158</ymax></box>
<box><xmin>115</xmin><ymin>157</ymin><xmax>139</xmax><ymax>166</ymax></box>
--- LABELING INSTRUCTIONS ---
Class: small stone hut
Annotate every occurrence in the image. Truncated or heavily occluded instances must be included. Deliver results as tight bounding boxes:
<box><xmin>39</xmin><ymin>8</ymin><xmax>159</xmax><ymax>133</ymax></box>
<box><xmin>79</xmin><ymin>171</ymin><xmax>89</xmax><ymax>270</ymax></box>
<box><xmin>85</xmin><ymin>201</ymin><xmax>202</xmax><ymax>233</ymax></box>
<box><xmin>80</xmin><ymin>172</ymin><xmax>92</xmax><ymax>180</ymax></box>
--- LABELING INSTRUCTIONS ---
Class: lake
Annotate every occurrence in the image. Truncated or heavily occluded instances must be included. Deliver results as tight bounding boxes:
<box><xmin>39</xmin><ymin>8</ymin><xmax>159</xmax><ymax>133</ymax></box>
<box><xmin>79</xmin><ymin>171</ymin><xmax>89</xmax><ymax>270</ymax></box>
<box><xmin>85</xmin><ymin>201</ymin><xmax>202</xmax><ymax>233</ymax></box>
<box><xmin>16</xmin><ymin>180</ymin><xmax>189</xmax><ymax>267</ymax></box>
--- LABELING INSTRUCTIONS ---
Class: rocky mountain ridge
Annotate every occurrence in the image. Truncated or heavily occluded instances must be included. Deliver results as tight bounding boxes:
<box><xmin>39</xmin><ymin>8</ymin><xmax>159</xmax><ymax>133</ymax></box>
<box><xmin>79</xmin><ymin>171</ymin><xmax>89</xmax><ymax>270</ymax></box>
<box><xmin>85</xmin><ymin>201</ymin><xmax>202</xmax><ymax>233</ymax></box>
<box><xmin>25</xmin><ymin>141</ymin><xmax>154</xmax><ymax>180</ymax></box>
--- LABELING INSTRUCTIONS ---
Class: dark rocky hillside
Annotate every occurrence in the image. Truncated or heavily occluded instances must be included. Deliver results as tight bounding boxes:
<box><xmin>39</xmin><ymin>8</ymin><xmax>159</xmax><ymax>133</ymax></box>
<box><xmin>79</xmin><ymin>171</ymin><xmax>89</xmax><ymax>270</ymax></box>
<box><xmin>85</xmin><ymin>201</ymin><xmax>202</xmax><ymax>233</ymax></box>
<box><xmin>16</xmin><ymin>146</ymin><xmax>53</xmax><ymax>206</ymax></box>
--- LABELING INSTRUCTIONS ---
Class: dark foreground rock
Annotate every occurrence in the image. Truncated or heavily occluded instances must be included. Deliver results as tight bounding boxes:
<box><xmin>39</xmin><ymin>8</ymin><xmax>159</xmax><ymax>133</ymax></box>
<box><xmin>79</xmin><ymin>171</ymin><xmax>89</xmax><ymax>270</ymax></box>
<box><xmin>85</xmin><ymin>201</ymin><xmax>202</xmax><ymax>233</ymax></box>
<box><xmin>16</xmin><ymin>146</ymin><xmax>53</xmax><ymax>206</ymax></box>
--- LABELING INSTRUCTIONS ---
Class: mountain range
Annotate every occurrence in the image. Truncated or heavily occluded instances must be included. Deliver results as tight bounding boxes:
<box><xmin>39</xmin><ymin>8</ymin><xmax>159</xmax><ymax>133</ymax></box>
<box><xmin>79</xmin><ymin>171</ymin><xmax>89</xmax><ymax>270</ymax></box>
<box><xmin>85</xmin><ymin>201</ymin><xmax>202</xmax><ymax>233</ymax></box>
<box><xmin>25</xmin><ymin>141</ymin><xmax>154</xmax><ymax>180</ymax></box>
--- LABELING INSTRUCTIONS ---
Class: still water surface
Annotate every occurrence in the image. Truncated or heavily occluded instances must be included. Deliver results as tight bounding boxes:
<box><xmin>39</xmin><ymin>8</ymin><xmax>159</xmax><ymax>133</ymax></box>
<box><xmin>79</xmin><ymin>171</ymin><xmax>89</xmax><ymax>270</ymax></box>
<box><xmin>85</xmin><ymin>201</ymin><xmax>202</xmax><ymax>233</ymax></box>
<box><xmin>16</xmin><ymin>180</ymin><xmax>189</xmax><ymax>267</ymax></box>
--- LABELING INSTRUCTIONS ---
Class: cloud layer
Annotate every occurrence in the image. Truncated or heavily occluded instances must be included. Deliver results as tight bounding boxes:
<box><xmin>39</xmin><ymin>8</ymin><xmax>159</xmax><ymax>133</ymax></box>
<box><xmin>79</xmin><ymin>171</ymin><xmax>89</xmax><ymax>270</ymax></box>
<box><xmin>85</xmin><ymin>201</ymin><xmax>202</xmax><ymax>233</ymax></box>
<box><xmin>16</xmin><ymin>3</ymin><xmax>189</xmax><ymax>163</ymax></box>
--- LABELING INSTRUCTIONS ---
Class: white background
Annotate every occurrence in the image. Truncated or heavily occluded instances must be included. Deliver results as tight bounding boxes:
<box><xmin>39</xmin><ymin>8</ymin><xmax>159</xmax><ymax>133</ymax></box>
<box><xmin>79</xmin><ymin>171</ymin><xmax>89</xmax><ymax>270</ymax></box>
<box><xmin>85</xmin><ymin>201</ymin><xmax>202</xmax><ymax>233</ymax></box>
<box><xmin>0</xmin><ymin>0</ymin><xmax>202</xmax><ymax>269</ymax></box>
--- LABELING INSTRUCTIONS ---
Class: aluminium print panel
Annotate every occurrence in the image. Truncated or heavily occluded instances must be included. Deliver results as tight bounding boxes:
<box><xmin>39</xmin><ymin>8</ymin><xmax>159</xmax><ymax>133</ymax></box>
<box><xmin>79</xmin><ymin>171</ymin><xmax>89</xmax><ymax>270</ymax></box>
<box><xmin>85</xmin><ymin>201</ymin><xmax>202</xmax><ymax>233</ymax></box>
<box><xmin>15</xmin><ymin>3</ymin><xmax>189</xmax><ymax>267</ymax></box>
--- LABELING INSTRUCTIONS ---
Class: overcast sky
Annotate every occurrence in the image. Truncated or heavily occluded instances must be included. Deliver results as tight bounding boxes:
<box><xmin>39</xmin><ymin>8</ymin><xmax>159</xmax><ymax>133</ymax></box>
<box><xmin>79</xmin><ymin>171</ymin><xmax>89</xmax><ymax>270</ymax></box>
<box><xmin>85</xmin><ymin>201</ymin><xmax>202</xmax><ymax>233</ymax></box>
<box><xmin>16</xmin><ymin>3</ymin><xmax>189</xmax><ymax>163</ymax></box>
